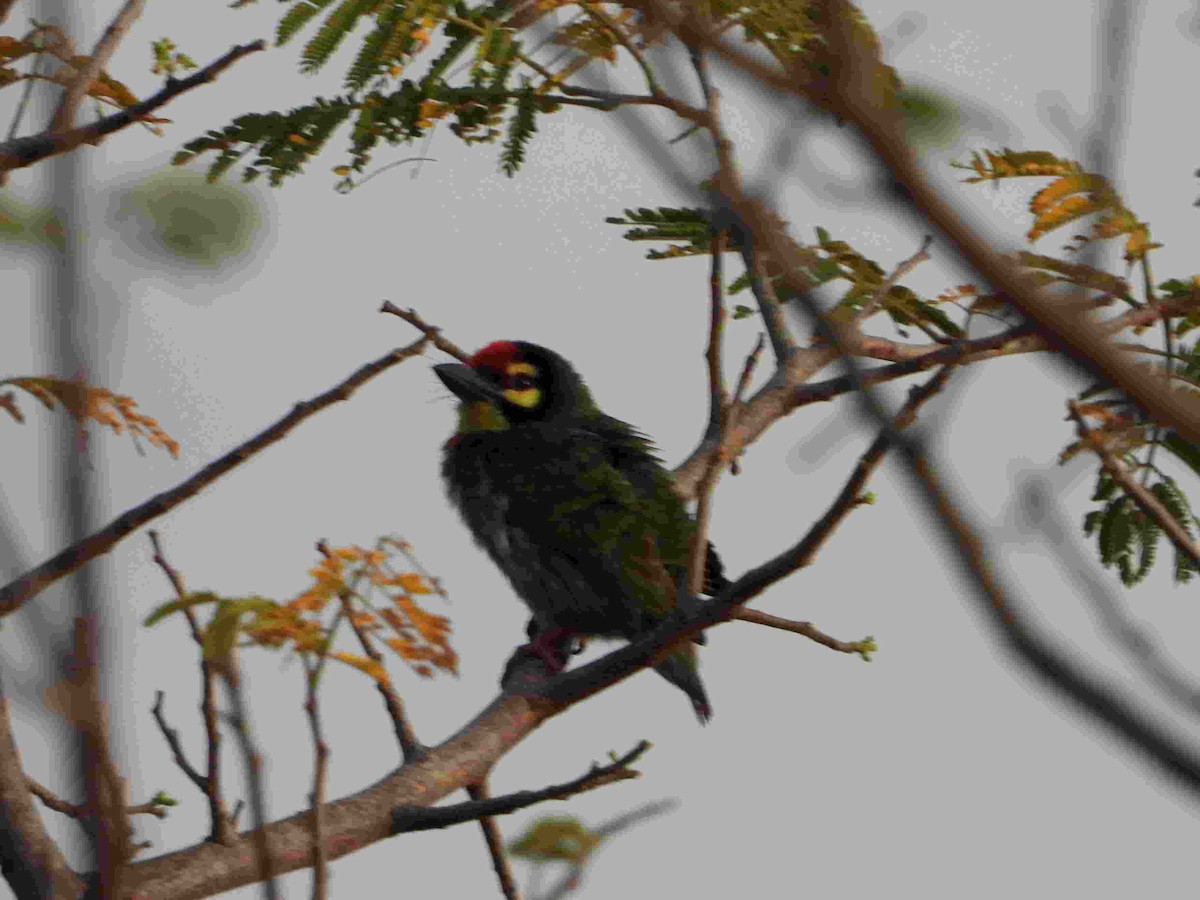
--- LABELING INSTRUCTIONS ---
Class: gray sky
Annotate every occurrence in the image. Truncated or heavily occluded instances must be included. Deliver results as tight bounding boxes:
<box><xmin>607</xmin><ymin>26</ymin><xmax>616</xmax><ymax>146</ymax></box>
<box><xmin>4</xmin><ymin>1</ymin><xmax>1200</xmax><ymax>897</ymax></box>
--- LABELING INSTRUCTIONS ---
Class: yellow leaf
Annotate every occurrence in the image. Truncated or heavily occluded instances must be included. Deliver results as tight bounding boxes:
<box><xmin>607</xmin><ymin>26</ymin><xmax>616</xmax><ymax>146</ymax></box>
<box><xmin>395</xmin><ymin>573</ymin><xmax>433</xmax><ymax>594</ymax></box>
<box><xmin>331</xmin><ymin>652</ymin><xmax>390</xmax><ymax>684</ymax></box>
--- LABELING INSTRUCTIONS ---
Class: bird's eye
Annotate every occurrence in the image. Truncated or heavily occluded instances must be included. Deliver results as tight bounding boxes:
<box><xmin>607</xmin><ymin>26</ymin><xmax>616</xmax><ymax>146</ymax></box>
<box><xmin>509</xmin><ymin>374</ymin><xmax>535</xmax><ymax>390</ymax></box>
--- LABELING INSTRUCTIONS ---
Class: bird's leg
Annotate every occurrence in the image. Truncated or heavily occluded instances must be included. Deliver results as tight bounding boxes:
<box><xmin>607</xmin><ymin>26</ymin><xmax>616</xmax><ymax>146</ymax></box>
<box><xmin>521</xmin><ymin>623</ymin><xmax>579</xmax><ymax>675</ymax></box>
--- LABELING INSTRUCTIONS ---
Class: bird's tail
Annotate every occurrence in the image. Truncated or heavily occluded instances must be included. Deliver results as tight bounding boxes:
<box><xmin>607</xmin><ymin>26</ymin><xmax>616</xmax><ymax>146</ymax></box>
<box><xmin>653</xmin><ymin>642</ymin><xmax>711</xmax><ymax>724</ymax></box>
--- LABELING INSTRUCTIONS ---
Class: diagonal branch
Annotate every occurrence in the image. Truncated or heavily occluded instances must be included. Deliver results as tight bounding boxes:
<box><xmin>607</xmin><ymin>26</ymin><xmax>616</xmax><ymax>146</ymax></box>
<box><xmin>392</xmin><ymin>741</ymin><xmax>650</xmax><ymax>834</ymax></box>
<box><xmin>735</xmin><ymin>608</ymin><xmax>874</xmax><ymax>659</ymax></box>
<box><xmin>0</xmin><ymin>335</ymin><xmax>429</xmax><ymax>618</ymax></box>
<box><xmin>643</xmin><ymin>0</ymin><xmax>1200</xmax><ymax>450</ymax></box>
<box><xmin>0</xmin><ymin>39</ymin><xmax>266</xmax><ymax>176</ymax></box>
<box><xmin>150</xmin><ymin>691</ymin><xmax>207</xmax><ymax>795</ymax></box>
<box><xmin>380</xmin><ymin>302</ymin><xmax>470</xmax><ymax>362</ymax></box>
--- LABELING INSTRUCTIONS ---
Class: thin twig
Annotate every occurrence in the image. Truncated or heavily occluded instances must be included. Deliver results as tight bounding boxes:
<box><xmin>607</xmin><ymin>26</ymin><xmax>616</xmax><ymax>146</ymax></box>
<box><xmin>0</xmin><ymin>39</ymin><xmax>266</xmax><ymax>175</ymax></box>
<box><xmin>49</xmin><ymin>0</ymin><xmax>145</xmax><ymax>132</ymax></box>
<box><xmin>580</xmin><ymin>4</ymin><xmax>660</xmax><ymax>95</ymax></box>
<box><xmin>726</xmin><ymin>332</ymin><xmax>765</xmax><ymax>474</ymax></box>
<box><xmin>392</xmin><ymin>742</ymin><xmax>650</xmax><ymax>834</ymax></box>
<box><xmin>148</xmin><ymin>530</ymin><xmax>233</xmax><ymax>844</ymax></box>
<box><xmin>467</xmin><ymin>781</ymin><xmax>521</xmax><ymax>900</ymax></box>
<box><xmin>735</xmin><ymin>608</ymin><xmax>874</xmax><ymax>659</ymax></box>
<box><xmin>150</xmin><ymin>691</ymin><xmax>207</xmax><ymax>794</ymax></box>
<box><xmin>1066</xmin><ymin>401</ymin><xmax>1200</xmax><ymax>569</ymax></box>
<box><xmin>26</xmin><ymin>776</ymin><xmax>171</xmax><ymax>820</ymax></box>
<box><xmin>852</xmin><ymin>235</ymin><xmax>934</xmax><ymax>323</ymax></box>
<box><xmin>689</xmin><ymin>227</ymin><xmax>729</xmax><ymax>596</ymax></box>
<box><xmin>380</xmin><ymin>302</ymin><xmax>470</xmax><ymax>362</ymax></box>
<box><xmin>316</xmin><ymin>541</ymin><xmax>425</xmax><ymax>762</ymax></box>
<box><xmin>0</xmin><ymin>334</ymin><xmax>429</xmax><ymax>617</ymax></box>
<box><xmin>218</xmin><ymin>662</ymin><xmax>279</xmax><ymax>900</ymax></box>
<box><xmin>302</xmin><ymin>658</ymin><xmax>330</xmax><ymax>900</ymax></box>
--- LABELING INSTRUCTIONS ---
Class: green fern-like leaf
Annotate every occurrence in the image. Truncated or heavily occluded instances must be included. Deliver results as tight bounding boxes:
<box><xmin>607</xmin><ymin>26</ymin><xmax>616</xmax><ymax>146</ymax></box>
<box><xmin>1091</xmin><ymin>471</ymin><xmax>1117</xmax><ymax>503</ymax></box>
<box><xmin>1098</xmin><ymin>495</ymin><xmax>1134</xmax><ymax>567</ymax></box>
<box><xmin>277</xmin><ymin>0</ymin><xmax>335</xmax><ymax>47</ymax></box>
<box><xmin>301</xmin><ymin>0</ymin><xmax>378</xmax><ymax>74</ymax></box>
<box><xmin>604</xmin><ymin>207</ymin><xmax>714</xmax><ymax>259</ymax></box>
<box><xmin>500</xmin><ymin>84</ymin><xmax>536</xmax><ymax>177</ymax></box>
<box><xmin>1132</xmin><ymin>513</ymin><xmax>1161</xmax><ymax>585</ymax></box>
<box><xmin>425</xmin><ymin>27</ymin><xmax>476</xmax><ymax>84</ymax></box>
<box><xmin>1151</xmin><ymin>477</ymin><xmax>1196</xmax><ymax>535</ymax></box>
<box><xmin>1148</xmin><ymin>477</ymin><xmax>1200</xmax><ymax>585</ymax></box>
<box><xmin>345</xmin><ymin>2</ymin><xmax>404</xmax><ymax>90</ymax></box>
<box><xmin>177</xmin><ymin>97</ymin><xmax>356</xmax><ymax>185</ymax></box>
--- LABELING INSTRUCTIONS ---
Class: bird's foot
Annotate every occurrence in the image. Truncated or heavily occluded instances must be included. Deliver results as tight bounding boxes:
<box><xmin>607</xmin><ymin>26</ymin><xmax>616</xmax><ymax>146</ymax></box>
<box><xmin>521</xmin><ymin>626</ymin><xmax>579</xmax><ymax>675</ymax></box>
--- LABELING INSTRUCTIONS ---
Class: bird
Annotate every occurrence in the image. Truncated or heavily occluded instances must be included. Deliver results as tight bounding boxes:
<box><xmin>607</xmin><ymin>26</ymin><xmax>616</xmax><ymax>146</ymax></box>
<box><xmin>434</xmin><ymin>340</ymin><xmax>728</xmax><ymax>723</ymax></box>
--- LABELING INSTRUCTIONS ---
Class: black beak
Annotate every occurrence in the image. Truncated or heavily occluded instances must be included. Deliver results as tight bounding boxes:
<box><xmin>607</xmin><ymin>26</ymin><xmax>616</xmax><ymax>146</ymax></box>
<box><xmin>433</xmin><ymin>363</ymin><xmax>504</xmax><ymax>405</ymax></box>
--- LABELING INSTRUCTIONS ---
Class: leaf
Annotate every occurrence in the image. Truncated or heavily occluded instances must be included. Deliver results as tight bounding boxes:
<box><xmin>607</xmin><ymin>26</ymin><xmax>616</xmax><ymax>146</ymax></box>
<box><xmin>500</xmin><ymin>83</ymin><xmax>536</xmax><ymax>177</ymax></box>
<box><xmin>508</xmin><ymin>816</ymin><xmax>602</xmax><ymax>863</ymax></box>
<box><xmin>143</xmin><ymin>590</ymin><xmax>223</xmax><ymax>627</ymax></box>
<box><xmin>330</xmin><ymin>651</ymin><xmax>390</xmax><ymax>684</ymax></box>
<box><xmin>1</xmin><ymin>376</ymin><xmax>180</xmax><ymax>457</ymax></box>
<box><xmin>278</xmin><ymin>0</ymin><xmax>336</xmax><ymax>47</ymax></box>
<box><xmin>1163</xmin><ymin>431</ymin><xmax>1200</xmax><ymax>480</ymax></box>
<box><xmin>202</xmin><ymin>597</ymin><xmax>278</xmax><ymax>660</ymax></box>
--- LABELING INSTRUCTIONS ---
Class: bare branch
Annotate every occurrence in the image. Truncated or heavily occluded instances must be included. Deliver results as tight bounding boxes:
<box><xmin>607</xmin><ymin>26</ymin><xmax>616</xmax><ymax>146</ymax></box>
<box><xmin>380</xmin><ymin>302</ymin><xmax>470</xmax><ymax>362</ymax></box>
<box><xmin>466</xmin><ymin>782</ymin><xmax>521</xmax><ymax>900</ymax></box>
<box><xmin>0</xmin><ymin>40</ymin><xmax>266</xmax><ymax>176</ymax></box>
<box><xmin>0</xmin><ymin>335</ymin><xmax>430</xmax><ymax>618</ymax></box>
<box><xmin>392</xmin><ymin>741</ymin><xmax>650</xmax><ymax>834</ymax></box>
<box><xmin>151</xmin><ymin>691</ymin><xmax>207</xmax><ymax>795</ymax></box>
<box><xmin>149</xmin><ymin>531</ymin><xmax>234</xmax><ymax>844</ymax></box>
<box><xmin>27</xmin><ymin>776</ymin><xmax>170</xmax><ymax>820</ymax></box>
<box><xmin>48</xmin><ymin>0</ymin><xmax>146</xmax><ymax>133</ymax></box>
<box><xmin>735</xmin><ymin>608</ymin><xmax>874</xmax><ymax>659</ymax></box>
<box><xmin>688</xmin><ymin>227</ymin><xmax>729</xmax><ymax>596</ymax></box>
<box><xmin>301</xmin><ymin>659</ymin><xmax>331</xmax><ymax>900</ymax></box>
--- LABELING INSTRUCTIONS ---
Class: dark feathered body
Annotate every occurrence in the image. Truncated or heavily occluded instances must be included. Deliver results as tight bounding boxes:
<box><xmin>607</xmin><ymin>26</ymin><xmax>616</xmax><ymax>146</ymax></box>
<box><xmin>437</xmin><ymin>341</ymin><xmax>721</xmax><ymax>721</ymax></box>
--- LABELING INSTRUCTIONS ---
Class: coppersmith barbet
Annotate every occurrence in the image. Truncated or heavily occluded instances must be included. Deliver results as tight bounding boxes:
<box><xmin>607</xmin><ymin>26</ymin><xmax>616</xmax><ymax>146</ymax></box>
<box><xmin>435</xmin><ymin>340</ymin><xmax>726</xmax><ymax>722</ymax></box>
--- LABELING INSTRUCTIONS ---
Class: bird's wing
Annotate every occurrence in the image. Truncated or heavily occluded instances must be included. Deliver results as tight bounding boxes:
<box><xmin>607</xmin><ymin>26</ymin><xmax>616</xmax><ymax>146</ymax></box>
<box><xmin>507</xmin><ymin>426</ymin><xmax>690</xmax><ymax>625</ymax></box>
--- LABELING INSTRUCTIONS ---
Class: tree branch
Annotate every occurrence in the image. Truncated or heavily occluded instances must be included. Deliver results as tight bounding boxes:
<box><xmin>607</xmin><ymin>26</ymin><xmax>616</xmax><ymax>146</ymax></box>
<box><xmin>466</xmin><ymin>781</ymin><xmax>521</xmax><ymax>900</ymax></box>
<box><xmin>392</xmin><ymin>742</ymin><xmax>650</xmax><ymax>834</ymax></box>
<box><xmin>0</xmin><ymin>672</ymin><xmax>83</xmax><ymax>898</ymax></box>
<box><xmin>735</xmin><ymin>608</ymin><xmax>874</xmax><ymax>659</ymax></box>
<box><xmin>0</xmin><ymin>335</ymin><xmax>429</xmax><ymax>618</ymax></box>
<box><xmin>149</xmin><ymin>531</ymin><xmax>235</xmax><ymax>845</ymax></box>
<box><xmin>0</xmin><ymin>40</ymin><xmax>266</xmax><ymax>175</ymax></box>
<box><xmin>380</xmin><ymin>302</ymin><xmax>470</xmax><ymax>362</ymax></box>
